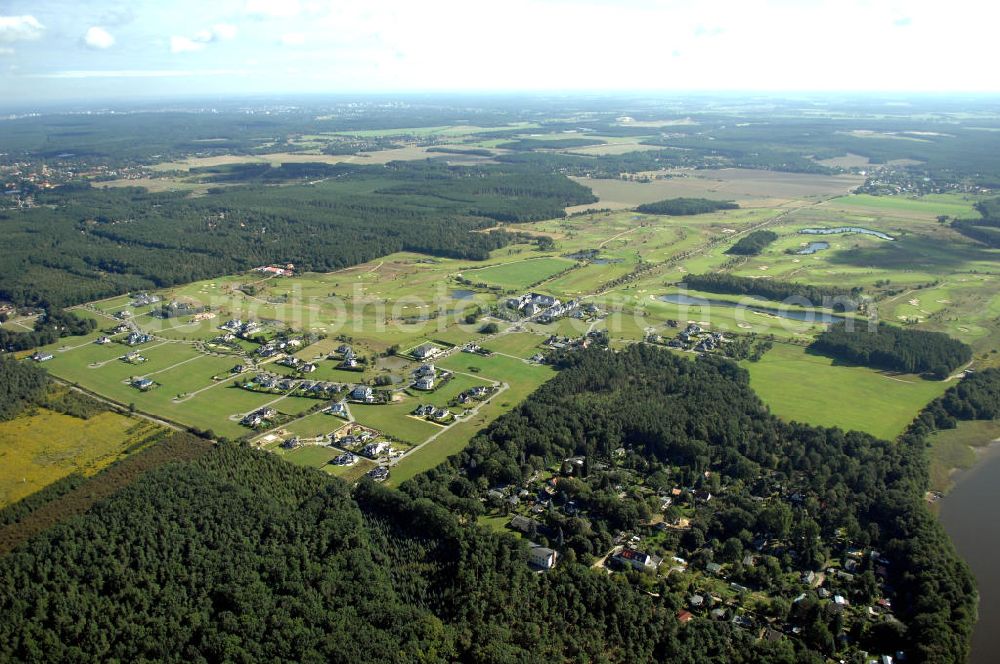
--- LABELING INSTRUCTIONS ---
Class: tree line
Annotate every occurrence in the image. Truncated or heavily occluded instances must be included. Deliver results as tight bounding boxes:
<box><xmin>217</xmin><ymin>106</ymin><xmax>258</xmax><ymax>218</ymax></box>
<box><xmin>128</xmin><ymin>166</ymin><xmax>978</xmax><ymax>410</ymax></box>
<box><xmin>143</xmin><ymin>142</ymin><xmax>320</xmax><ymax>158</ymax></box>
<box><xmin>725</xmin><ymin>230</ymin><xmax>778</xmax><ymax>256</ymax></box>
<box><xmin>810</xmin><ymin>322</ymin><xmax>972</xmax><ymax>379</ymax></box>
<box><xmin>636</xmin><ymin>197</ymin><xmax>740</xmax><ymax>216</ymax></box>
<box><xmin>682</xmin><ymin>273</ymin><xmax>860</xmax><ymax>310</ymax></box>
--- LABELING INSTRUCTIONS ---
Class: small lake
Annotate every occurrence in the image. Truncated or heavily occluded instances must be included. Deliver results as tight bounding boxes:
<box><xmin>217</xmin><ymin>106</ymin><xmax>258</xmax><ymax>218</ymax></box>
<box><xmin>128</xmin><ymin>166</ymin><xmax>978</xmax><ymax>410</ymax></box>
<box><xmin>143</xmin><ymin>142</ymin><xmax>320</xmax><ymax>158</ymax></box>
<box><xmin>450</xmin><ymin>289</ymin><xmax>477</xmax><ymax>300</ymax></box>
<box><xmin>659</xmin><ymin>293</ymin><xmax>848</xmax><ymax>323</ymax></box>
<box><xmin>797</xmin><ymin>241</ymin><xmax>830</xmax><ymax>255</ymax></box>
<box><xmin>799</xmin><ymin>227</ymin><xmax>895</xmax><ymax>241</ymax></box>
<box><xmin>940</xmin><ymin>444</ymin><xmax>1000</xmax><ymax>664</ymax></box>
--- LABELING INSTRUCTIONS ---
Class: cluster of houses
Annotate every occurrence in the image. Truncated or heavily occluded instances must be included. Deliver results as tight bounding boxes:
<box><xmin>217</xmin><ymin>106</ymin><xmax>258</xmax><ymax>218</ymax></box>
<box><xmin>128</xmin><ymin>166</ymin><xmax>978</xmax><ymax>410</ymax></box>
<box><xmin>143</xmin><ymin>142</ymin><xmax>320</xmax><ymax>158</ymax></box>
<box><xmin>333</xmin><ymin>427</ymin><xmax>377</xmax><ymax>449</ymax></box>
<box><xmin>242</xmin><ymin>372</ymin><xmax>344</xmax><ymax>398</ymax></box>
<box><xmin>505</xmin><ymin>292</ymin><xmax>563</xmax><ymax>318</ymax></box>
<box><xmin>543</xmin><ymin>333</ymin><xmax>595</xmax><ymax>353</ymax></box>
<box><xmin>412</xmin><ymin>404</ymin><xmax>453</xmax><ymax>422</ymax></box>
<box><xmin>411</xmin><ymin>363</ymin><xmax>450</xmax><ymax>391</ymax></box>
<box><xmin>651</xmin><ymin>323</ymin><xmax>727</xmax><ymax>353</ymax></box>
<box><xmin>462</xmin><ymin>343</ymin><xmax>492</xmax><ymax>356</ymax></box>
<box><xmin>130</xmin><ymin>292</ymin><xmax>161</xmax><ymax>307</ymax></box>
<box><xmin>255</xmin><ymin>337</ymin><xmax>303</xmax><ymax>359</ymax></box>
<box><xmin>253</xmin><ymin>263</ymin><xmax>295</xmax><ymax>277</ymax></box>
<box><xmin>276</xmin><ymin>355</ymin><xmax>318</xmax><ymax>374</ymax></box>
<box><xmin>241</xmin><ymin>407</ymin><xmax>277</xmax><ymax>428</ymax></box>
<box><xmin>338</xmin><ymin>345</ymin><xmax>362</xmax><ymax>369</ymax></box>
<box><xmin>455</xmin><ymin>384</ymin><xmax>494</xmax><ymax>404</ymax></box>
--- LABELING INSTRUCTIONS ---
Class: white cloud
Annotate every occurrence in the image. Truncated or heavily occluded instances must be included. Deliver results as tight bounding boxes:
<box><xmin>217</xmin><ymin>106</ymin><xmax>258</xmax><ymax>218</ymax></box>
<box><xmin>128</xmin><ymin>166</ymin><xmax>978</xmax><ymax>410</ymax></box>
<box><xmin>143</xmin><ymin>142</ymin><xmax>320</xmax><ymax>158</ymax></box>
<box><xmin>279</xmin><ymin>32</ymin><xmax>306</xmax><ymax>46</ymax></box>
<box><xmin>0</xmin><ymin>46</ymin><xmax>13</xmax><ymax>56</ymax></box>
<box><xmin>245</xmin><ymin>0</ymin><xmax>301</xmax><ymax>18</ymax></box>
<box><xmin>171</xmin><ymin>24</ymin><xmax>238</xmax><ymax>53</ymax></box>
<box><xmin>170</xmin><ymin>35</ymin><xmax>205</xmax><ymax>53</ymax></box>
<box><xmin>0</xmin><ymin>15</ymin><xmax>44</xmax><ymax>42</ymax></box>
<box><xmin>84</xmin><ymin>26</ymin><xmax>115</xmax><ymax>49</ymax></box>
<box><xmin>212</xmin><ymin>23</ymin><xmax>239</xmax><ymax>41</ymax></box>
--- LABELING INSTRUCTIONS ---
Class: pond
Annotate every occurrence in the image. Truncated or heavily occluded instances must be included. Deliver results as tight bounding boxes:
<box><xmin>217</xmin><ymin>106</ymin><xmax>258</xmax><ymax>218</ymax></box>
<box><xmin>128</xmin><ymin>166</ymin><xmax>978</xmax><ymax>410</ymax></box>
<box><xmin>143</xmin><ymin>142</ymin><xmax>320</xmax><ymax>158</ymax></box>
<box><xmin>796</xmin><ymin>241</ymin><xmax>830</xmax><ymax>255</ymax></box>
<box><xmin>799</xmin><ymin>227</ymin><xmax>895</xmax><ymax>241</ymax></box>
<box><xmin>450</xmin><ymin>289</ymin><xmax>477</xmax><ymax>300</ymax></box>
<box><xmin>659</xmin><ymin>293</ymin><xmax>848</xmax><ymax>324</ymax></box>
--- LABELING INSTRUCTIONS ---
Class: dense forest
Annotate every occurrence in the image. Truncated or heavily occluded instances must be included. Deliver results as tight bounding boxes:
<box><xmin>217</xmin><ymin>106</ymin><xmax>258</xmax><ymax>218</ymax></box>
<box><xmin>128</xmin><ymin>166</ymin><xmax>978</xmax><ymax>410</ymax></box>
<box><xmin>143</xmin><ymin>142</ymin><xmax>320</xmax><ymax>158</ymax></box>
<box><xmin>0</xmin><ymin>161</ymin><xmax>595</xmax><ymax>308</ymax></box>
<box><xmin>0</xmin><ymin>443</ymin><xmax>814</xmax><ymax>664</ymax></box>
<box><xmin>681</xmin><ymin>274</ymin><xmax>859</xmax><ymax>311</ymax></box>
<box><xmin>0</xmin><ymin>356</ymin><xmax>48</xmax><ymax>421</ymax></box>
<box><xmin>403</xmin><ymin>345</ymin><xmax>977</xmax><ymax>662</ymax></box>
<box><xmin>725</xmin><ymin>230</ymin><xmax>779</xmax><ymax>256</ymax></box>
<box><xmin>810</xmin><ymin>322</ymin><xmax>972</xmax><ymax>379</ymax></box>
<box><xmin>636</xmin><ymin>198</ymin><xmax>740</xmax><ymax>216</ymax></box>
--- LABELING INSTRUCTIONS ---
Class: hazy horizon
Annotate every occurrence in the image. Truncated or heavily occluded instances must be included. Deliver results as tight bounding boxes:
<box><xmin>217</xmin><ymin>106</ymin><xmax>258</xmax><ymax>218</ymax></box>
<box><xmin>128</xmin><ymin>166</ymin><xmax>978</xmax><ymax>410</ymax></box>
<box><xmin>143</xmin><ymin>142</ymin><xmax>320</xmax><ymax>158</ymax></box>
<box><xmin>2</xmin><ymin>0</ymin><xmax>998</xmax><ymax>105</ymax></box>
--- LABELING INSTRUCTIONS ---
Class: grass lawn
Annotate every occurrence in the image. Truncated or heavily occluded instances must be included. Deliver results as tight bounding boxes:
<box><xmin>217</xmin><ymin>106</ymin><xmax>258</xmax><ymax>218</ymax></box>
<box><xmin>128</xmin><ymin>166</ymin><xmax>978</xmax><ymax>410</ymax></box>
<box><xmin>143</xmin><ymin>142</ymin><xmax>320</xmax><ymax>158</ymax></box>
<box><xmin>482</xmin><ymin>332</ymin><xmax>547</xmax><ymax>359</ymax></box>
<box><xmin>351</xmin><ymin>401</ymin><xmax>439</xmax><ymax>443</ymax></box>
<box><xmin>461</xmin><ymin>257</ymin><xmax>575</xmax><ymax>290</ymax></box>
<box><xmin>927</xmin><ymin>420</ymin><xmax>1000</xmax><ymax>493</ymax></box>
<box><xmin>745</xmin><ymin>342</ymin><xmax>950</xmax><ymax>441</ymax></box>
<box><xmin>387</xmin><ymin>354</ymin><xmax>555</xmax><ymax>485</ymax></box>
<box><xmin>282</xmin><ymin>445</ymin><xmax>338</xmax><ymax>469</ymax></box>
<box><xmin>0</xmin><ymin>409</ymin><xmax>164</xmax><ymax>508</ymax></box>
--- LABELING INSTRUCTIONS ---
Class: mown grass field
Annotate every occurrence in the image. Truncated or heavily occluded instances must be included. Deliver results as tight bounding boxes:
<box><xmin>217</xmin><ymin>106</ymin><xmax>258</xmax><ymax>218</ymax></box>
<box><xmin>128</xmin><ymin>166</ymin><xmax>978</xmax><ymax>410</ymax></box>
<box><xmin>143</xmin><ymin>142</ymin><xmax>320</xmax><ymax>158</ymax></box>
<box><xmin>745</xmin><ymin>342</ymin><xmax>950</xmax><ymax>441</ymax></box>
<box><xmin>0</xmin><ymin>409</ymin><xmax>163</xmax><ymax>508</ymax></box>
<box><xmin>461</xmin><ymin>257</ymin><xmax>575</xmax><ymax>290</ymax></box>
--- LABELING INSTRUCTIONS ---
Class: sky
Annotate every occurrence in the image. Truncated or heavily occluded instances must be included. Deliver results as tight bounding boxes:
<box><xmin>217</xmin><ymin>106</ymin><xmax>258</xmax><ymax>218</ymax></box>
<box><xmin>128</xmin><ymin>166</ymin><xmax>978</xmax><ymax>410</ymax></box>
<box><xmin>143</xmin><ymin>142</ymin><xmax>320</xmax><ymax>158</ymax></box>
<box><xmin>1</xmin><ymin>0</ymin><xmax>997</xmax><ymax>105</ymax></box>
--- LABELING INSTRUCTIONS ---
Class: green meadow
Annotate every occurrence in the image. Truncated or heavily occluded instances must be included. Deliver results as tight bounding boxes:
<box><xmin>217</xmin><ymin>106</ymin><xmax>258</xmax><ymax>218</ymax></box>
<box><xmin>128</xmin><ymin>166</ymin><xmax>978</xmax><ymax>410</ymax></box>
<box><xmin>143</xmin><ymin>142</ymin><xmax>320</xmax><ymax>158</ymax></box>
<box><xmin>746</xmin><ymin>342</ymin><xmax>950</xmax><ymax>441</ymax></box>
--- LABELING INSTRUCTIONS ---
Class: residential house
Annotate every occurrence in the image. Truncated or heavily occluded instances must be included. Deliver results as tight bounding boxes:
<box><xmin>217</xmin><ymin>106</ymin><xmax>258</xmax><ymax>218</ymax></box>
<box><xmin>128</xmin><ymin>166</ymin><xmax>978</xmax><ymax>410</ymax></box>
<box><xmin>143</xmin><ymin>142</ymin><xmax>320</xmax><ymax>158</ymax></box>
<box><xmin>131</xmin><ymin>377</ymin><xmax>155</xmax><ymax>391</ymax></box>
<box><xmin>613</xmin><ymin>547</ymin><xmax>662</xmax><ymax>572</ymax></box>
<box><xmin>367</xmin><ymin>466</ymin><xmax>389</xmax><ymax>482</ymax></box>
<box><xmin>412</xmin><ymin>344</ymin><xmax>441</xmax><ymax>360</ymax></box>
<box><xmin>528</xmin><ymin>546</ymin><xmax>558</xmax><ymax>570</ymax></box>
<box><xmin>350</xmin><ymin>385</ymin><xmax>374</xmax><ymax>402</ymax></box>
<box><xmin>414</xmin><ymin>376</ymin><xmax>435</xmax><ymax>390</ymax></box>
<box><xmin>361</xmin><ymin>441</ymin><xmax>391</xmax><ymax>458</ymax></box>
<box><xmin>30</xmin><ymin>352</ymin><xmax>54</xmax><ymax>362</ymax></box>
<box><xmin>510</xmin><ymin>515</ymin><xmax>542</xmax><ymax>535</ymax></box>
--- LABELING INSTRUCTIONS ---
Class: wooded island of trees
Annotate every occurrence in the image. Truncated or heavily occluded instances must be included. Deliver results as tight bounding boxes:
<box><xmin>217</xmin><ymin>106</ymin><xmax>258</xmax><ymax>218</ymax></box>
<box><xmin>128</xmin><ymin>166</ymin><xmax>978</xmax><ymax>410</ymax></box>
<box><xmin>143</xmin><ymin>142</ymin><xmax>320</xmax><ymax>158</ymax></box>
<box><xmin>636</xmin><ymin>198</ymin><xmax>740</xmax><ymax>216</ymax></box>
<box><xmin>810</xmin><ymin>322</ymin><xmax>973</xmax><ymax>379</ymax></box>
